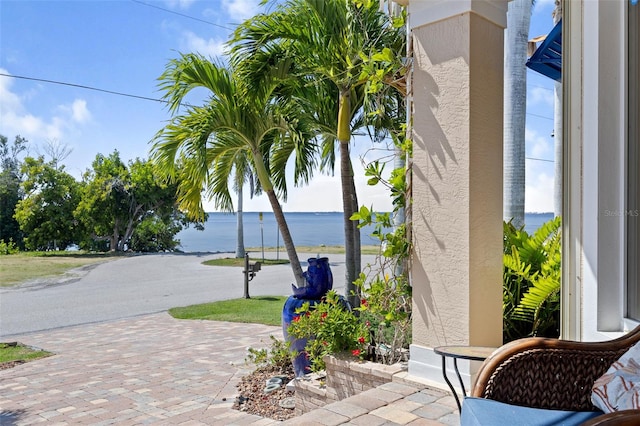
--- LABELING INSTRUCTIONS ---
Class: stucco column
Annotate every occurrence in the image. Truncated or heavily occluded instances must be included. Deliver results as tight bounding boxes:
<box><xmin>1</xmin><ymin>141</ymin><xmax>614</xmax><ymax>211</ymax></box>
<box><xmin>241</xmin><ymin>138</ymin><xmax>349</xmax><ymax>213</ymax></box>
<box><xmin>407</xmin><ymin>1</ymin><xmax>507</xmax><ymax>388</ymax></box>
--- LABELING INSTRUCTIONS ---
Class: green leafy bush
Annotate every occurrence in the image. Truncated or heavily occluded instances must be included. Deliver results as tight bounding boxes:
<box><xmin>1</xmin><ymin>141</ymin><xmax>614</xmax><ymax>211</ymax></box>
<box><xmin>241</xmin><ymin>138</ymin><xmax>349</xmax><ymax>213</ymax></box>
<box><xmin>350</xmin><ymin>130</ymin><xmax>412</xmax><ymax>365</ymax></box>
<box><xmin>287</xmin><ymin>290</ymin><xmax>370</xmax><ymax>372</ymax></box>
<box><xmin>0</xmin><ymin>239</ymin><xmax>19</xmax><ymax>255</ymax></box>
<box><xmin>245</xmin><ymin>335</ymin><xmax>293</xmax><ymax>373</ymax></box>
<box><xmin>503</xmin><ymin>216</ymin><xmax>561</xmax><ymax>343</ymax></box>
<box><xmin>352</xmin><ymin>208</ymin><xmax>412</xmax><ymax>365</ymax></box>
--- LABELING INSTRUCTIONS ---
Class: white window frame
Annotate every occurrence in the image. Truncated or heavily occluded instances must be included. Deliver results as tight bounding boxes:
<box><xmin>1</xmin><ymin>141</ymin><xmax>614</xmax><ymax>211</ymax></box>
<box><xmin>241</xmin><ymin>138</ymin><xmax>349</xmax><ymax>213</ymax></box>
<box><xmin>627</xmin><ymin>3</ymin><xmax>640</xmax><ymax>323</ymax></box>
<box><xmin>563</xmin><ymin>0</ymin><xmax>639</xmax><ymax>341</ymax></box>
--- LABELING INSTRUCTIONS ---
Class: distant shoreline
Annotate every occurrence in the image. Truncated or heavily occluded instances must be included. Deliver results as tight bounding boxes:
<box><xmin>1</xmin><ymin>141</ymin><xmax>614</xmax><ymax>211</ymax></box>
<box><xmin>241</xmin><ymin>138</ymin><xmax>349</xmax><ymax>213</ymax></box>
<box><xmin>178</xmin><ymin>212</ymin><xmax>553</xmax><ymax>253</ymax></box>
<box><xmin>206</xmin><ymin>211</ymin><xmax>556</xmax><ymax>215</ymax></box>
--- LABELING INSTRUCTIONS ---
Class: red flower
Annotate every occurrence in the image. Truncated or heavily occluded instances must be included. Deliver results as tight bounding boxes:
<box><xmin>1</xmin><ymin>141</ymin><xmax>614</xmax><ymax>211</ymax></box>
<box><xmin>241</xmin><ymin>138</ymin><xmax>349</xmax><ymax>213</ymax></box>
<box><xmin>358</xmin><ymin>336</ymin><xmax>365</xmax><ymax>344</ymax></box>
<box><xmin>365</xmin><ymin>321</ymin><xmax>371</xmax><ymax>328</ymax></box>
<box><xmin>321</xmin><ymin>312</ymin><xmax>328</xmax><ymax>319</ymax></box>
<box><xmin>361</xmin><ymin>299</ymin><xmax>368</xmax><ymax>307</ymax></box>
<box><xmin>352</xmin><ymin>349</ymin><xmax>361</xmax><ymax>356</ymax></box>
<box><xmin>293</xmin><ymin>316</ymin><xmax>301</xmax><ymax>322</ymax></box>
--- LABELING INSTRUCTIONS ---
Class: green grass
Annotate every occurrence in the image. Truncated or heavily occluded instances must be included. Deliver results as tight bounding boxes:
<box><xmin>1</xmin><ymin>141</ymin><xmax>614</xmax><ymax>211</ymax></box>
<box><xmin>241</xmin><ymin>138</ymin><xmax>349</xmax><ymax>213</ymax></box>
<box><xmin>0</xmin><ymin>342</ymin><xmax>52</xmax><ymax>364</ymax></box>
<box><xmin>0</xmin><ymin>251</ymin><xmax>121</xmax><ymax>287</ymax></box>
<box><xmin>169</xmin><ymin>296</ymin><xmax>288</xmax><ymax>326</ymax></box>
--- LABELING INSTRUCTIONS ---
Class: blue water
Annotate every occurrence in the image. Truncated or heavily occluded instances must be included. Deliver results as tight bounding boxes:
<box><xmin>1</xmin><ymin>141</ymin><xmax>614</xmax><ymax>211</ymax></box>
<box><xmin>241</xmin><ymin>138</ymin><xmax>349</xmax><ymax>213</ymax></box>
<box><xmin>523</xmin><ymin>212</ymin><xmax>555</xmax><ymax>234</ymax></box>
<box><xmin>176</xmin><ymin>212</ymin><xmax>555</xmax><ymax>253</ymax></box>
<box><xmin>176</xmin><ymin>212</ymin><xmax>377</xmax><ymax>253</ymax></box>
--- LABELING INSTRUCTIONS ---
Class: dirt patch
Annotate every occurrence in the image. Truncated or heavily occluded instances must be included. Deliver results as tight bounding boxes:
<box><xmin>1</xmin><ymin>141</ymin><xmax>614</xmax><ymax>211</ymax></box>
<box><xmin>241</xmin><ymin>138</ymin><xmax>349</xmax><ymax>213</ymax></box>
<box><xmin>0</xmin><ymin>360</ymin><xmax>27</xmax><ymax>370</ymax></box>
<box><xmin>233</xmin><ymin>365</ymin><xmax>297</xmax><ymax>421</ymax></box>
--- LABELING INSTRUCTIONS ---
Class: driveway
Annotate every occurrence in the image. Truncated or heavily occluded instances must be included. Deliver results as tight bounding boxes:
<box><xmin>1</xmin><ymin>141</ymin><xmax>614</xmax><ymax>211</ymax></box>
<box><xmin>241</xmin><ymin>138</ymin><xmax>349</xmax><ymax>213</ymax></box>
<box><xmin>0</xmin><ymin>252</ymin><xmax>363</xmax><ymax>338</ymax></box>
<box><xmin>0</xmin><ymin>252</ymin><xmax>461</xmax><ymax>426</ymax></box>
<box><xmin>0</xmin><ymin>313</ymin><xmax>283</xmax><ymax>425</ymax></box>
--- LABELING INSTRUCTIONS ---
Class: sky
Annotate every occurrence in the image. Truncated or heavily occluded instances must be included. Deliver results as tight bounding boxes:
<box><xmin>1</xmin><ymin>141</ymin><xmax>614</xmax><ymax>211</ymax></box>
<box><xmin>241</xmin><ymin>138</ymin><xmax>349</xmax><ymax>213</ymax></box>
<box><xmin>0</xmin><ymin>0</ymin><xmax>558</xmax><ymax>213</ymax></box>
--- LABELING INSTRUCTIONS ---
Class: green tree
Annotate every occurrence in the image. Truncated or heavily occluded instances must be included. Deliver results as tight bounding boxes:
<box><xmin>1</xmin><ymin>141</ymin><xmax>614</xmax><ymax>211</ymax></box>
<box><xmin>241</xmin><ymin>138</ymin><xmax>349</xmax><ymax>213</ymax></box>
<box><xmin>75</xmin><ymin>152</ymin><xmax>185</xmax><ymax>252</ymax></box>
<box><xmin>129</xmin><ymin>215</ymin><xmax>184</xmax><ymax>252</ymax></box>
<box><xmin>14</xmin><ymin>156</ymin><xmax>81</xmax><ymax>251</ymax></box>
<box><xmin>0</xmin><ymin>134</ymin><xmax>28</xmax><ymax>248</ymax></box>
<box><xmin>232</xmin><ymin>152</ymin><xmax>260</xmax><ymax>259</ymax></box>
<box><xmin>231</xmin><ymin>0</ymin><xmax>406</xmax><ymax>306</ymax></box>
<box><xmin>151</xmin><ymin>55</ymin><xmax>316</xmax><ymax>286</ymax></box>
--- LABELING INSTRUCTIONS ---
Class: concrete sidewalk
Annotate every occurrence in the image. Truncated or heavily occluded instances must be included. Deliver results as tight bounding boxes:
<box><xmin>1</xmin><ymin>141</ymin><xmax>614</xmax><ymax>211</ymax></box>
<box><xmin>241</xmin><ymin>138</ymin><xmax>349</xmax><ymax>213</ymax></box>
<box><xmin>0</xmin><ymin>313</ymin><xmax>459</xmax><ymax>425</ymax></box>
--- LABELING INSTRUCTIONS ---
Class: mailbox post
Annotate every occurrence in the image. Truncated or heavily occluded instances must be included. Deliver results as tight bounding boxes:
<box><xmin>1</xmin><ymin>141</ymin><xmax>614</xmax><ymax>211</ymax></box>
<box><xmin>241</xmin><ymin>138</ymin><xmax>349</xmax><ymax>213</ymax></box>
<box><xmin>243</xmin><ymin>252</ymin><xmax>261</xmax><ymax>299</ymax></box>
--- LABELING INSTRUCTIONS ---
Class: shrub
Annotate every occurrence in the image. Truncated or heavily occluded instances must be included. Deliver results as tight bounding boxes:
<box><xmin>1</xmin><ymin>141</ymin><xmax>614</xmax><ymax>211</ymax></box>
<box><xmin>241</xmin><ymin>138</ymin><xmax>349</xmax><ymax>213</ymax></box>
<box><xmin>351</xmin><ymin>204</ymin><xmax>412</xmax><ymax>365</ymax></box>
<box><xmin>245</xmin><ymin>335</ymin><xmax>293</xmax><ymax>373</ymax></box>
<box><xmin>503</xmin><ymin>216</ymin><xmax>561</xmax><ymax>343</ymax></box>
<box><xmin>0</xmin><ymin>239</ymin><xmax>19</xmax><ymax>255</ymax></box>
<box><xmin>287</xmin><ymin>290</ymin><xmax>370</xmax><ymax>372</ymax></box>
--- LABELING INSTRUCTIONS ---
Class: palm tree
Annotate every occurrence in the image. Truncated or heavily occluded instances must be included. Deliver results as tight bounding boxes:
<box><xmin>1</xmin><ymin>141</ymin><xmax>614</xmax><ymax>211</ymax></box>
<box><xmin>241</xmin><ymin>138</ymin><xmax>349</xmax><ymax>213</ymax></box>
<box><xmin>230</xmin><ymin>0</ymin><xmax>405</xmax><ymax>306</ymax></box>
<box><xmin>552</xmin><ymin>0</ymin><xmax>562</xmax><ymax>217</ymax></box>
<box><xmin>504</xmin><ymin>0</ymin><xmax>534</xmax><ymax>228</ymax></box>
<box><xmin>151</xmin><ymin>53</ymin><xmax>316</xmax><ymax>287</ymax></box>
<box><xmin>232</xmin><ymin>154</ymin><xmax>259</xmax><ymax>259</ymax></box>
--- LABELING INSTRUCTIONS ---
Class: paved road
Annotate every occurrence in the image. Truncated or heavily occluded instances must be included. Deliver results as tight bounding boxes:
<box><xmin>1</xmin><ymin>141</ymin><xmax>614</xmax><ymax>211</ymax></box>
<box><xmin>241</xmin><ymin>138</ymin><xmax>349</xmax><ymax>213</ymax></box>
<box><xmin>0</xmin><ymin>252</ymin><xmax>369</xmax><ymax>338</ymax></box>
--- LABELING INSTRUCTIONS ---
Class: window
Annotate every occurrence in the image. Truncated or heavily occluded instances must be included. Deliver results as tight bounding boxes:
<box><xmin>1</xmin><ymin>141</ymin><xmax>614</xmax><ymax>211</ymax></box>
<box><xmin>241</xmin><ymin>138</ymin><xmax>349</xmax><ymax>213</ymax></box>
<box><xmin>627</xmin><ymin>3</ymin><xmax>640</xmax><ymax>321</ymax></box>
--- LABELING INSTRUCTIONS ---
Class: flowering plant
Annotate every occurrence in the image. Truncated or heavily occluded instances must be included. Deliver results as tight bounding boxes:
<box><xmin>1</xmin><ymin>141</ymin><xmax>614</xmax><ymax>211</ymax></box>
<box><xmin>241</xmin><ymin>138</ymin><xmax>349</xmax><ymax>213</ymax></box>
<box><xmin>351</xmin><ymin>132</ymin><xmax>413</xmax><ymax>365</ymax></box>
<box><xmin>287</xmin><ymin>290</ymin><xmax>370</xmax><ymax>372</ymax></box>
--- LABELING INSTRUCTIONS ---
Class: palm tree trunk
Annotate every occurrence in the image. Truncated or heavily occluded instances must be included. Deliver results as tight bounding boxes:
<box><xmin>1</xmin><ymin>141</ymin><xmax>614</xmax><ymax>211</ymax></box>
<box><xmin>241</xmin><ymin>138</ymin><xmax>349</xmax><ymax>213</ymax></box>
<box><xmin>337</xmin><ymin>88</ymin><xmax>360</xmax><ymax>307</ymax></box>
<box><xmin>265</xmin><ymin>189</ymin><xmax>304</xmax><ymax>287</ymax></box>
<box><xmin>236</xmin><ymin>185</ymin><xmax>245</xmax><ymax>258</ymax></box>
<box><xmin>350</xmin><ymin>164</ymin><xmax>361</xmax><ymax>301</ymax></box>
<box><xmin>553</xmin><ymin>0</ymin><xmax>563</xmax><ymax>217</ymax></box>
<box><xmin>503</xmin><ymin>0</ymin><xmax>532</xmax><ymax>228</ymax></box>
<box><xmin>251</xmin><ymin>148</ymin><xmax>304</xmax><ymax>287</ymax></box>
<box><xmin>340</xmin><ymin>140</ymin><xmax>359</xmax><ymax>307</ymax></box>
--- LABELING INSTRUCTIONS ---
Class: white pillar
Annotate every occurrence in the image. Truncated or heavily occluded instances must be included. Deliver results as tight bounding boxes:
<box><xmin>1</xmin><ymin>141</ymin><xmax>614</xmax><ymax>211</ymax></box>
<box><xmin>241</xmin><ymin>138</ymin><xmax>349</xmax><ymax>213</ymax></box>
<box><xmin>408</xmin><ymin>0</ymin><xmax>507</xmax><ymax>388</ymax></box>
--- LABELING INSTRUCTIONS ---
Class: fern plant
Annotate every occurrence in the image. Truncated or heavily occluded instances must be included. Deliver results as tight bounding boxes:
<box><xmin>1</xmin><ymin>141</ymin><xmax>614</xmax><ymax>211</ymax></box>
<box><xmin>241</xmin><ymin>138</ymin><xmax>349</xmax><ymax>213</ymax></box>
<box><xmin>503</xmin><ymin>216</ymin><xmax>561</xmax><ymax>343</ymax></box>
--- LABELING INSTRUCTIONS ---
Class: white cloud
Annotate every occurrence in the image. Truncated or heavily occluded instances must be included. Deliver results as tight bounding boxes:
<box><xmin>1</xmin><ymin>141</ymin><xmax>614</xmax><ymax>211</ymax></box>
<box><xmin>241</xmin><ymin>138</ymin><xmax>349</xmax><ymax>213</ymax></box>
<box><xmin>209</xmin><ymin>166</ymin><xmax>395</xmax><ymax>213</ymax></box>
<box><xmin>0</xmin><ymin>71</ymin><xmax>62</xmax><ymax>140</ymax></box>
<box><xmin>71</xmin><ymin>99</ymin><xmax>92</xmax><ymax>123</ymax></box>
<box><xmin>526</xmin><ymin>126</ymin><xmax>552</xmax><ymax>159</ymax></box>
<box><xmin>528</xmin><ymin>86</ymin><xmax>555</xmax><ymax>109</ymax></box>
<box><xmin>525</xmin><ymin>126</ymin><xmax>557</xmax><ymax>213</ymax></box>
<box><xmin>202</xmin><ymin>143</ymin><xmax>396</xmax><ymax>213</ymax></box>
<box><xmin>0</xmin><ymin>69</ymin><xmax>90</xmax><ymax>143</ymax></box>
<box><xmin>202</xmin><ymin>8</ymin><xmax>220</xmax><ymax>20</ymax></box>
<box><xmin>223</xmin><ymin>0</ymin><xmax>262</xmax><ymax>21</ymax></box>
<box><xmin>526</xmin><ymin>172</ymin><xmax>554</xmax><ymax>213</ymax></box>
<box><xmin>164</xmin><ymin>0</ymin><xmax>196</xmax><ymax>10</ymax></box>
<box><xmin>0</xmin><ymin>70</ymin><xmax>23</xmax><ymax>112</ymax></box>
<box><xmin>181</xmin><ymin>31</ymin><xmax>226</xmax><ymax>58</ymax></box>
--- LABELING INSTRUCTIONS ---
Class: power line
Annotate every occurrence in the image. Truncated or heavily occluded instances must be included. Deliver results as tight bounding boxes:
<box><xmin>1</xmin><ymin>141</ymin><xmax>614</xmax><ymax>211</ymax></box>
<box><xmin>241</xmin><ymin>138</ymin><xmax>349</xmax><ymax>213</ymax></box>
<box><xmin>526</xmin><ymin>156</ymin><xmax>554</xmax><ymax>163</ymax></box>
<box><xmin>0</xmin><ymin>73</ymin><xmax>169</xmax><ymax>105</ymax></box>
<box><xmin>527</xmin><ymin>112</ymin><xmax>553</xmax><ymax>121</ymax></box>
<box><xmin>130</xmin><ymin>0</ymin><xmax>235</xmax><ymax>31</ymax></box>
<box><xmin>1</xmin><ymin>73</ymin><xmax>556</xmax><ymax>129</ymax></box>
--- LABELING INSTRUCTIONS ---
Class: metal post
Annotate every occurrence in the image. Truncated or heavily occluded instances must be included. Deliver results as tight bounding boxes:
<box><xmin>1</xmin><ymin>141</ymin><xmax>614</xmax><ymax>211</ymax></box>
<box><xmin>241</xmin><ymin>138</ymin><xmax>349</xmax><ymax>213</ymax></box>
<box><xmin>243</xmin><ymin>252</ymin><xmax>250</xmax><ymax>299</ymax></box>
<box><xmin>259</xmin><ymin>212</ymin><xmax>264</xmax><ymax>262</ymax></box>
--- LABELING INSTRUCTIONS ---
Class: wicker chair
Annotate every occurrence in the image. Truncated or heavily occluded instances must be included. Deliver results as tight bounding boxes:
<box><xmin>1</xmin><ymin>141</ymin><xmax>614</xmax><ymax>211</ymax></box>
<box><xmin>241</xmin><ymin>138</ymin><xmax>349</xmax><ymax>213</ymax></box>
<box><xmin>469</xmin><ymin>325</ymin><xmax>640</xmax><ymax>423</ymax></box>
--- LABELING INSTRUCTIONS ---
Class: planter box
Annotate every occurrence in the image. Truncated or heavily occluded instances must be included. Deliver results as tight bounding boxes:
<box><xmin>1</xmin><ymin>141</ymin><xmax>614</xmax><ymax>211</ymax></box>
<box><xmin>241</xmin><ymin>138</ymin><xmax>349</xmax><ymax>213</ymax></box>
<box><xmin>294</xmin><ymin>354</ymin><xmax>407</xmax><ymax>415</ymax></box>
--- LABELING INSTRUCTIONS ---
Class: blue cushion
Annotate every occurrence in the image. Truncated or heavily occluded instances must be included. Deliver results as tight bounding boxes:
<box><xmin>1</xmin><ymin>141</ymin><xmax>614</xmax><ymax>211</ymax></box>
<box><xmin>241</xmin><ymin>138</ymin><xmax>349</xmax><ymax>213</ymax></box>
<box><xmin>461</xmin><ymin>397</ymin><xmax>603</xmax><ymax>426</ymax></box>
